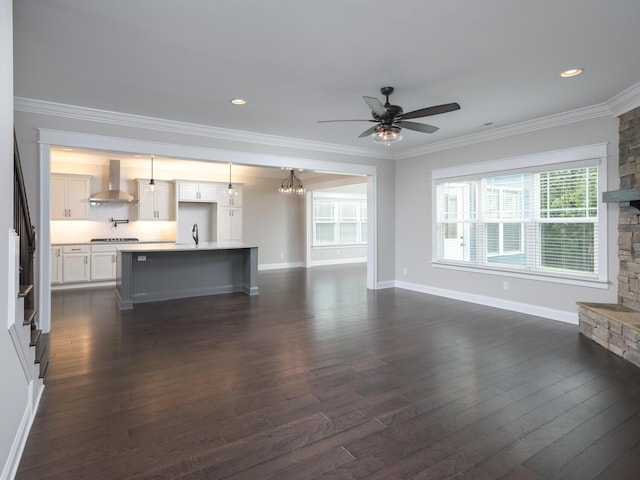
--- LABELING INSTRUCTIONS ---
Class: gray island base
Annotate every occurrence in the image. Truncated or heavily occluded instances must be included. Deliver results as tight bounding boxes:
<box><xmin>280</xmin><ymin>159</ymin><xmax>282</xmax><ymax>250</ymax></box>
<box><xmin>116</xmin><ymin>242</ymin><xmax>259</xmax><ymax>310</ymax></box>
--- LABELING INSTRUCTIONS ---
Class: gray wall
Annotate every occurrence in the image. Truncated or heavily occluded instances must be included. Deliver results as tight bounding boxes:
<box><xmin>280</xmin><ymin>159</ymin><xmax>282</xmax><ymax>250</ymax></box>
<box><xmin>242</xmin><ymin>176</ymin><xmax>305</xmax><ymax>266</ymax></box>
<box><xmin>395</xmin><ymin>115</ymin><xmax>620</xmax><ymax>318</ymax></box>
<box><xmin>1</xmin><ymin>0</ymin><xmax>32</xmax><ymax>475</ymax></box>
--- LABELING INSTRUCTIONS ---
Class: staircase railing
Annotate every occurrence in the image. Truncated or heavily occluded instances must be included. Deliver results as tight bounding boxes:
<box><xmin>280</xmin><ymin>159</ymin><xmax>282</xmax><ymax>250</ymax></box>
<box><xmin>13</xmin><ymin>130</ymin><xmax>37</xmax><ymax>307</ymax></box>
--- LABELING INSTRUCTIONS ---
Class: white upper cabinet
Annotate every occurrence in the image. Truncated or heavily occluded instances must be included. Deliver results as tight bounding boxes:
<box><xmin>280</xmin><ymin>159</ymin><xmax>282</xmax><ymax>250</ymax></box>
<box><xmin>178</xmin><ymin>181</ymin><xmax>219</xmax><ymax>202</ymax></box>
<box><xmin>51</xmin><ymin>174</ymin><xmax>91</xmax><ymax>220</ymax></box>
<box><xmin>137</xmin><ymin>180</ymin><xmax>175</xmax><ymax>220</ymax></box>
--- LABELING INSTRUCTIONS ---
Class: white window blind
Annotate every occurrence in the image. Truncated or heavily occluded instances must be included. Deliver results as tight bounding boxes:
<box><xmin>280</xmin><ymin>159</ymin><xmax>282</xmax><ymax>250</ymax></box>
<box><xmin>312</xmin><ymin>194</ymin><xmax>367</xmax><ymax>246</ymax></box>
<box><xmin>434</xmin><ymin>162</ymin><xmax>600</xmax><ymax>280</ymax></box>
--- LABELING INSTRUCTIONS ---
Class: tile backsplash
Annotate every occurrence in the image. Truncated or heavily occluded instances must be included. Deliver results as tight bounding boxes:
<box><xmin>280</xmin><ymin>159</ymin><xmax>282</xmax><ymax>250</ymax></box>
<box><xmin>51</xmin><ymin>203</ymin><xmax>176</xmax><ymax>244</ymax></box>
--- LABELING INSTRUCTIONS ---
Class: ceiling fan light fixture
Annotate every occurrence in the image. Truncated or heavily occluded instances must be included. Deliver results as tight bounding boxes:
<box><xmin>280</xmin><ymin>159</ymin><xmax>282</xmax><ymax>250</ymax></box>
<box><xmin>372</xmin><ymin>126</ymin><xmax>403</xmax><ymax>146</ymax></box>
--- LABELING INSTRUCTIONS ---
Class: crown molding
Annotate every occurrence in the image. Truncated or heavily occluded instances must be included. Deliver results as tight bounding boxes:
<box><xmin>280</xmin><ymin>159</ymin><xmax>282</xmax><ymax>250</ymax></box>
<box><xmin>607</xmin><ymin>81</ymin><xmax>640</xmax><ymax>117</ymax></box>
<box><xmin>16</xmin><ymin>83</ymin><xmax>640</xmax><ymax>163</ymax></box>
<box><xmin>13</xmin><ymin>97</ymin><xmax>391</xmax><ymax>161</ymax></box>
<box><xmin>394</xmin><ymin>103</ymin><xmax>613</xmax><ymax>160</ymax></box>
<box><xmin>396</xmin><ymin>82</ymin><xmax>640</xmax><ymax>160</ymax></box>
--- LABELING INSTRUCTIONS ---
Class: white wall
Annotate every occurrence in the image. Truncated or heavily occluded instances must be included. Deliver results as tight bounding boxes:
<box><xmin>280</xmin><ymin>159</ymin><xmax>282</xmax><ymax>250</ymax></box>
<box><xmin>395</xmin><ymin>115</ymin><xmax>620</xmax><ymax>321</ymax></box>
<box><xmin>1</xmin><ymin>0</ymin><xmax>35</xmax><ymax>477</ymax></box>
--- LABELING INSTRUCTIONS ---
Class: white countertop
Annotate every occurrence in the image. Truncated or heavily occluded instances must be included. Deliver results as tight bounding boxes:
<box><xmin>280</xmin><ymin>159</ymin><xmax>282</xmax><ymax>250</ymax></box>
<box><xmin>116</xmin><ymin>242</ymin><xmax>258</xmax><ymax>252</ymax></box>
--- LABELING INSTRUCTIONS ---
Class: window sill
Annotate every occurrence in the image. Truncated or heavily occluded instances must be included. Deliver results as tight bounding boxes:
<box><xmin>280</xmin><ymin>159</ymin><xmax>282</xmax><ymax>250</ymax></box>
<box><xmin>432</xmin><ymin>260</ymin><xmax>609</xmax><ymax>289</ymax></box>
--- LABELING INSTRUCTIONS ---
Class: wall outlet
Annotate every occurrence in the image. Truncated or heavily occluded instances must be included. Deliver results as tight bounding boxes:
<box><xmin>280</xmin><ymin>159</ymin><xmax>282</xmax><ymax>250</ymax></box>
<box><xmin>403</xmin><ymin>267</ymin><xmax>408</xmax><ymax>275</ymax></box>
<box><xmin>280</xmin><ymin>252</ymin><xmax>284</xmax><ymax>259</ymax></box>
<box><xmin>137</xmin><ymin>255</ymin><xmax>147</xmax><ymax>262</ymax></box>
<box><xmin>503</xmin><ymin>281</ymin><xmax>509</xmax><ymax>291</ymax></box>
<box><xmin>337</xmin><ymin>249</ymin><xmax>340</xmax><ymax>255</ymax></box>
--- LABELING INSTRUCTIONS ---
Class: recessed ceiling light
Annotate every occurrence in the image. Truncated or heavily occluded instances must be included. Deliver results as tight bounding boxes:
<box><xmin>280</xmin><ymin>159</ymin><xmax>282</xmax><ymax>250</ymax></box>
<box><xmin>61</xmin><ymin>147</ymin><xmax>73</xmax><ymax>151</ymax></box>
<box><xmin>230</xmin><ymin>98</ymin><xmax>247</xmax><ymax>105</ymax></box>
<box><xmin>560</xmin><ymin>68</ymin><xmax>584</xmax><ymax>78</ymax></box>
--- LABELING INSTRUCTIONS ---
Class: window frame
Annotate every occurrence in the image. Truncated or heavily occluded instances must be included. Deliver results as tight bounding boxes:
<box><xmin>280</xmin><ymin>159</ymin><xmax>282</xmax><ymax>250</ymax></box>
<box><xmin>431</xmin><ymin>144</ymin><xmax>609</xmax><ymax>287</ymax></box>
<box><xmin>312</xmin><ymin>192</ymin><xmax>368</xmax><ymax>248</ymax></box>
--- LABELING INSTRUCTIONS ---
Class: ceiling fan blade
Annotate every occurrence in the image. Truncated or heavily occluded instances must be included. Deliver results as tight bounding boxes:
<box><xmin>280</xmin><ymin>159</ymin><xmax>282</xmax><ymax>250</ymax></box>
<box><xmin>398</xmin><ymin>120</ymin><xmax>439</xmax><ymax>134</ymax></box>
<box><xmin>401</xmin><ymin>102</ymin><xmax>461</xmax><ymax>120</ymax></box>
<box><xmin>358</xmin><ymin>125</ymin><xmax>379</xmax><ymax>138</ymax></box>
<box><xmin>317</xmin><ymin>119</ymin><xmax>376</xmax><ymax>123</ymax></box>
<box><xmin>363</xmin><ymin>96</ymin><xmax>387</xmax><ymax>117</ymax></box>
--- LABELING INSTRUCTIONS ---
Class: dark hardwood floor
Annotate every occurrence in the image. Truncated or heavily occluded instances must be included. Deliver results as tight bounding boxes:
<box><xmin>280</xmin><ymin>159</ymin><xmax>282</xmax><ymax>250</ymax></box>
<box><xmin>16</xmin><ymin>265</ymin><xmax>640</xmax><ymax>479</ymax></box>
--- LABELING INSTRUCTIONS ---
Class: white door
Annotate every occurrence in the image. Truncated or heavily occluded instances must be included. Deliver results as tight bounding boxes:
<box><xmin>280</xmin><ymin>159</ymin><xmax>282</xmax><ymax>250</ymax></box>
<box><xmin>442</xmin><ymin>188</ymin><xmax>466</xmax><ymax>261</ymax></box>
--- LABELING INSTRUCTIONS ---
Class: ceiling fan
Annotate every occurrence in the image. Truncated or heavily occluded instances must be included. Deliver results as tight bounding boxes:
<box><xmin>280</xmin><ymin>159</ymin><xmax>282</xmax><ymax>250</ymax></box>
<box><xmin>318</xmin><ymin>86</ymin><xmax>461</xmax><ymax>145</ymax></box>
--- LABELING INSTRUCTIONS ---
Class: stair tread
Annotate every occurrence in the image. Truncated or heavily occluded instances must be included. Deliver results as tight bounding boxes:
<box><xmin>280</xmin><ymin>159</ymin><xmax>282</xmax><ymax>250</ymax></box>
<box><xmin>35</xmin><ymin>344</ymin><xmax>47</xmax><ymax>364</ymax></box>
<box><xmin>23</xmin><ymin>308</ymin><xmax>37</xmax><ymax>326</ymax></box>
<box><xmin>39</xmin><ymin>360</ymin><xmax>49</xmax><ymax>379</ymax></box>
<box><xmin>30</xmin><ymin>328</ymin><xmax>42</xmax><ymax>346</ymax></box>
<box><xmin>18</xmin><ymin>284</ymin><xmax>34</xmax><ymax>298</ymax></box>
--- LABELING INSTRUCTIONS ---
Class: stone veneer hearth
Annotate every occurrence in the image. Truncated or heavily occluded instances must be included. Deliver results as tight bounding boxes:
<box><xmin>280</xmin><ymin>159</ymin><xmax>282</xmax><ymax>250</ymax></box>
<box><xmin>578</xmin><ymin>106</ymin><xmax>640</xmax><ymax>368</ymax></box>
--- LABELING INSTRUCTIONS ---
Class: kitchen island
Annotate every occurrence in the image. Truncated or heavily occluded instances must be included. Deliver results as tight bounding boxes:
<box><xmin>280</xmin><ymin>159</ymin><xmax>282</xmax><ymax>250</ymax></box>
<box><xmin>116</xmin><ymin>242</ymin><xmax>258</xmax><ymax>310</ymax></box>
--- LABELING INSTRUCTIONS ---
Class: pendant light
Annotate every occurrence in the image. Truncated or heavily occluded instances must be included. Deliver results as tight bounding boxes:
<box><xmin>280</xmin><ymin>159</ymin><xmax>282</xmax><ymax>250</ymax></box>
<box><xmin>279</xmin><ymin>168</ymin><xmax>305</xmax><ymax>195</ymax></box>
<box><xmin>145</xmin><ymin>156</ymin><xmax>156</xmax><ymax>194</ymax></box>
<box><xmin>222</xmin><ymin>163</ymin><xmax>238</xmax><ymax>198</ymax></box>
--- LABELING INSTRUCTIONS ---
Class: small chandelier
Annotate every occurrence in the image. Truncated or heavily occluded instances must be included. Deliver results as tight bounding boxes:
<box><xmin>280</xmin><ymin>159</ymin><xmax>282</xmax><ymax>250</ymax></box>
<box><xmin>372</xmin><ymin>126</ymin><xmax>403</xmax><ymax>146</ymax></box>
<box><xmin>279</xmin><ymin>169</ymin><xmax>305</xmax><ymax>195</ymax></box>
<box><xmin>145</xmin><ymin>155</ymin><xmax>156</xmax><ymax>194</ymax></box>
<box><xmin>222</xmin><ymin>163</ymin><xmax>238</xmax><ymax>198</ymax></box>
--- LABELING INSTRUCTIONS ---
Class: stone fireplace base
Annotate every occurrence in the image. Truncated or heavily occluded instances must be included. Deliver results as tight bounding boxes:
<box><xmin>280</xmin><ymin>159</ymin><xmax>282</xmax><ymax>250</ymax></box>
<box><xmin>578</xmin><ymin>302</ymin><xmax>640</xmax><ymax>368</ymax></box>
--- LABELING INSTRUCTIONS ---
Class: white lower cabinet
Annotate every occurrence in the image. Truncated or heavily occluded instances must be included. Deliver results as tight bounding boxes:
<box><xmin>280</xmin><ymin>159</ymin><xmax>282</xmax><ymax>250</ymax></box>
<box><xmin>90</xmin><ymin>244</ymin><xmax>117</xmax><ymax>281</ymax></box>
<box><xmin>51</xmin><ymin>247</ymin><xmax>62</xmax><ymax>284</ymax></box>
<box><xmin>53</xmin><ymin>244</ymin><xmax>105</xmax><ymax>285</ymax></box>
<box><xmin>62</xmin><ymin>245</ymin><xmax>90</xmax><ymax>283</ymax></box>
<box><xmin>218</xmin><ymin>207</ymin><xmax>242</xmax><ymax>243</ymax></box>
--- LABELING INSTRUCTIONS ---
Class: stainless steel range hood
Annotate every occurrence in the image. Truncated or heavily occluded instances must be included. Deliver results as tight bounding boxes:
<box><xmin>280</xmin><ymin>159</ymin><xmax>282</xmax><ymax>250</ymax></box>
<box><xmin>89</xmin><ymin>159</ymin><xmax>137</xmax><ymax>204</ymax></box>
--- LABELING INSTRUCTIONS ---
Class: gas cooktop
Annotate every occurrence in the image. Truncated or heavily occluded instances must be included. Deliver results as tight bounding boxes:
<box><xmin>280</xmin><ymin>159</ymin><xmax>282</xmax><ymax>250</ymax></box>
<box><xmin>90</xmin><ymin>238</ymin><xmax>139</xmax><ymax>243</ymax></box>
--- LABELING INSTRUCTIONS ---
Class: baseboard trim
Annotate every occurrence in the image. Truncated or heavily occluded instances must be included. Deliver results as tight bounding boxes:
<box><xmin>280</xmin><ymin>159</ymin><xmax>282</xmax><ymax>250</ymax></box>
<box><xmin>395</xmin><ymin>280</ymin><xmax>578</xmax><ymax>324</ymax></box>
<box><xmin>258</xmin><ymin>262</ymin><xmax>305</xmax><ymax>271</ymax></box>
<box><xmin>309</xmin><ymin>258</ymin><xmax>366</xmax><ymax>267</ymax></box>
<box><xmin>1</xmin><ymin>380</ymin><xmax>43</xmax><ymax>480</ymax></box>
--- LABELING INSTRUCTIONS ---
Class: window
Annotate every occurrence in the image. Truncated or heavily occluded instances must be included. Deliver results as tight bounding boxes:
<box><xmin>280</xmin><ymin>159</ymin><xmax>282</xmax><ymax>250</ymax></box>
<box><xmin>313</xmin><ymin>194</ymin><xmax>367</xmax><ymax>246</ymax></box>
<box><xmin>433</xmin><ymin>145</ymin><xmax>606</xmax><ymax>283</ymax></box>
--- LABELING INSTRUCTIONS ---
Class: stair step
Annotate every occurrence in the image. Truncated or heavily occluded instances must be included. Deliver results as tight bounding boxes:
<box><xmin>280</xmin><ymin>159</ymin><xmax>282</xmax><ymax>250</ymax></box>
<box><xmin>23</xmin><ymin>308</ymin><xmax>37</xmax><ymax>326</ymax></box>
<box><xmin>30</xmin><ymin>328</ymin><xmax>41</xmax><ymax>347</ymax></box>
<box><xmin>39</xmin><ymin>360</ymin><xmax>49</xmax><ymax>379</ymax></box>
<box><xmin>19</xmin><ymin>284</ymin><xmax>34</xmax><ymax>298</ymax></box>
<box><xmin>35</xmin><ymin>343</ymin><xmax>46</xmax><ymax>364</ymax></box>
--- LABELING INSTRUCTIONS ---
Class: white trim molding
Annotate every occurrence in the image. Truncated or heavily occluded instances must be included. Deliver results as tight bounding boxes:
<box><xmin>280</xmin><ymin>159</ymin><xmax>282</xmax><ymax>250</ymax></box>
<box><xmin>37</xmin><ymin>128</ymin><xmax>379</xmax><ymax>177</ymax></box>
<box><xmin>395</xmin><ymin>280</ymin><xmax>578</xmax><ymax>324</ymax></box>
<box><xmin>397</xmin><ymin>104</ymin><xmax>613</xmax><ymax>160</ymax></box>
<box><xmin>15</xmin><ymin>97</ymin><xmax>390</xmax><ymax>160</ymax></box>
<box><xmin>258</xmin><ymin>261</ymin><xmax>305</xmax><ymax>271</ymax></box>
<box><xmin>309</xmin><ymin>258</ymin><xmax>366</xmax><ymax>267</ymax></box>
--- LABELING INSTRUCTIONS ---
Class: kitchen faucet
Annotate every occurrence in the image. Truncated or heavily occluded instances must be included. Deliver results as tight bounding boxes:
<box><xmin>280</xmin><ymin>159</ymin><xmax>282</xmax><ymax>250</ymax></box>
<box><xmin>192</xmin><ymin>223</ymin><xmax>199</xmax><ymax>245</ymax></box>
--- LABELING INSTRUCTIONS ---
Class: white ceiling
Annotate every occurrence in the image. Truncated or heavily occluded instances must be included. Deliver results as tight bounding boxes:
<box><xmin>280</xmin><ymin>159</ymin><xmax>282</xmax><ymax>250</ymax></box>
<box><xmin>13</xmin><ymin>1</ymin><xmax>640</xmax><ymax>154</ymax></box>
